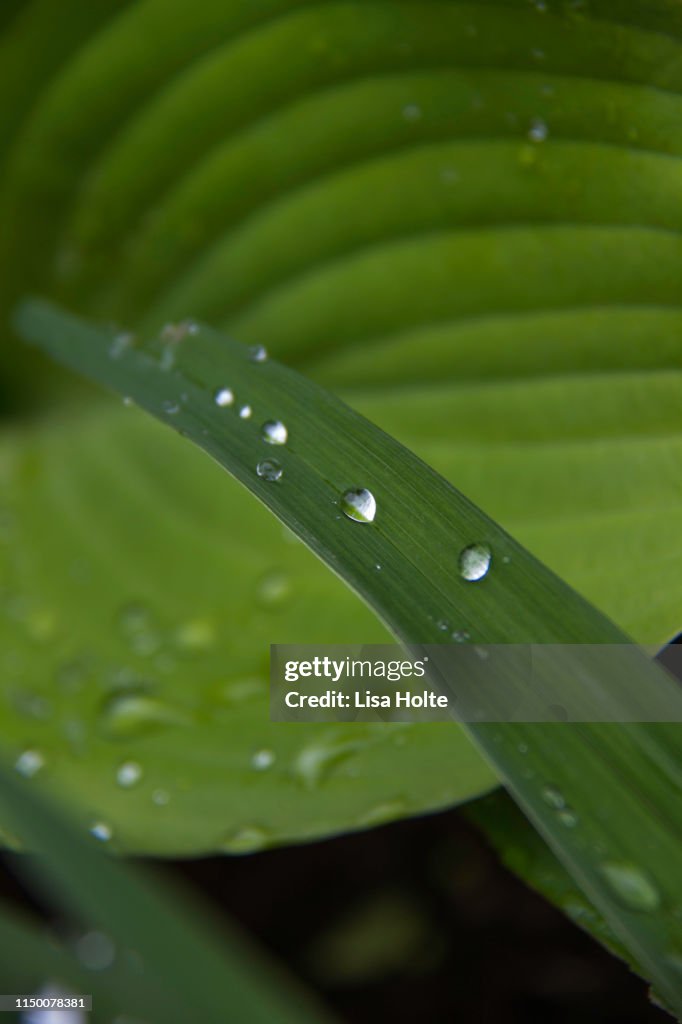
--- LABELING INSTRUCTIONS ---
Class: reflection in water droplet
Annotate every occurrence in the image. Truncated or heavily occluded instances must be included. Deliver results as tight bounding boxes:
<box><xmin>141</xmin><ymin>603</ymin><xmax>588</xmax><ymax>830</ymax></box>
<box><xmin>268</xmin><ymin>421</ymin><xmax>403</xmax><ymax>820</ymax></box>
<box><xmin>600</xmin><ymin>861</ymin><xmax>661</xmax><ymax>912</ymax></box>
<box><xmin>15</xmin><ymin>749</ymin><xmax>45</xmax><ymax>778</ymax></box>
<box><xmin>341</xmin><ymin>488</ymin><xmax>377</xmax><ymax>523</ymax></box>
<box><xmin>214</xmin><ymin>387</ymin><xmax>234</xmax><ymax>407</ymax></box>
<box><xmin>90</xmin><ymin>821</ymin><xmax>113</xmax><ymax>843</ymax></box>
<box><xmin>459</xmin><ymin>543</ymin><xmax>492</xmax><ymax>582</ymax></box>
<box><xmin>261</xmin><ymin>420</ymin><xmax>288</xmax><ymax>445</ymax></box>
<box><xmin>251</xmin><ymin>749</ymin><xmax>276</xmax><ymax>771</ymax></box>
<box><xmin>239</xmin><ymin>404</ymin><xmax>252</xmax><ymax>419</ymax></box>
<box><xmin>222</xmin><ymin>826</ymin><xmax>269</xmax><ymax>853</ymax></box>
<box><xmin>256</xmin><ymin>459</ymin><xmax>283</xmax><ymax>482</ymax></box>
<box><xmin>249</xmin><ymin>344</ymin><xmax>268</xmax><ymax>363</ymax></box>
<box><xmin>116</xmin><ymin>761</ymin><xmax>143</xmax><ymax>788</ymax></box>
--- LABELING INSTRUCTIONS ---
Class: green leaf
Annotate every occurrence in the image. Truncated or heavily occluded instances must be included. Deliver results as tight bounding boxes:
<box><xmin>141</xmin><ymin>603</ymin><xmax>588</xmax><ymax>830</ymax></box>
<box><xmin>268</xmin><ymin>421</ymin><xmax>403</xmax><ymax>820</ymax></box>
<box><xmin>0</xmin><ymin>398</ymin><xmax>496</xmax><ymax>855</ymax></box>
<box><xmin>14</xmin><ymin>299</ymin><xmax>682</xmax><ymax>1013</ymax></box>
<box><xmin>0</xmin><ymin>762</ymin><xmax>333</xmax><ymax>1024</ymax></box>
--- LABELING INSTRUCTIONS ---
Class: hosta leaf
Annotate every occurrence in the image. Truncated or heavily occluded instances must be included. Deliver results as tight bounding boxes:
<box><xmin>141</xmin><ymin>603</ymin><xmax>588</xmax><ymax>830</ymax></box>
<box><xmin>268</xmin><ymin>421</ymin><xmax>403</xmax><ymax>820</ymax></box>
<box><xmin>0</xmin><ymin>401</ymin><xmax>496</xmax><ymax>855</ymax></box>
<box><xmin>15</xmin><ymin>299</ymin><xmax>682</xmax><ymax>1014</ymax></box>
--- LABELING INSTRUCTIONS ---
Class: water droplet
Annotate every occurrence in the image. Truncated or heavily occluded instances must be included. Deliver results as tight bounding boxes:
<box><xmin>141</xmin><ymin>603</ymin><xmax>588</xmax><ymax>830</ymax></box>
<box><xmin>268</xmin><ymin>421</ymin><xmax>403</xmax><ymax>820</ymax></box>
<box><xmin>541</xmin><ymin>784</ymin><xmax>566</xmax><ymax>810</ymax></box>
<box><xmin>600</xmin><ymin>861</ymin><xmax>661</xmax><ymax>912</ymax></box>
<box><xmin>160</xmin><ymin>321</ymin><xmax>193</xmax><ymax>344</ymax></box>
<box><xmin>358</xmin><ymin>799</ymin><xmax>407</xmax><ymax>827</ymax></box>
<box><xmin>76</xmin><ymin>930</ymin><xmax>116</xmax><ymax>970</ymax></box>
<box><xmin>109</xmin><ymin>332</ymin><xmax>134</xmax><ymax>359</ymax></box>
<box><xmin>116</xmin><ymin>761</ymin><xmax>143</xmax><ymax>788</ymax></box>
<box><xmin>15</xmin><ymin>749</ymin><xmax>45</xmax><ymax>778</ymax></box>
<box><xmin>239</xmin><ymin>404</ymin><xmax>252</xmax><ymax>419</ymax></box>
<box><xmin>261</xmin><ymin>420</ymin><xmax>288</xmax><ymax>445</ymax></box>
<box><xmin>251</xmin><ymin>749</ymin><xmax>276</xmax><ymax>771</ymax></box>
<box><xmin>122</xmin><ymin>396</ymin><xmax>134</xmax><ymax>407</ymax></box>
<box><xmin>222</xmin><ymin>825</ymin><xmax>269</xmax><ymax>853</ymax></box>
<box><xmin>459</xmin><ymin>543</ymin><xmax>492</xmax><ymax>582</ymax></box>
<box><xmin>558</xmin><ymin>808</ymin><xmax>579</xmax><ymax>828</ymax></box>
<box><xmin>341</xmin><ymin>488</ymin><xmax>376</xmax><ymax>523</ymax></box>
<box><xmin>214</xmin><ymin>387</ymin><xmax>234</xmax><ymax>407</ymax></box>
<box><xmin>528</xmin><ymin>118</ymin><xmax>548</xmax><ymax>142</ymax></box>
<box><xmin>437</xmin><ymin>619</ymin><xmax>450</xmax><ymax>632</ymax></box>
<box><xmin>99</xmin><ymin>691</ymin><xmax>190</xmax><ymax>739</ymax></box>
<box><xmin>402</xmin><ymin>103</ymin><xmax>422</xmax><ymax>122</ymax></box>
<box><xmin>249</xmin><ymin>344</ymin><xmax>268</xmax><ymax>363</ymax></box>
<box><xmin>256</xmin><ymin>459</ymin><xmax>283</xmax><ymax>482</ymax></box>
<box><xmin>117</xmin><ymin>603</ymin><xmax>162</xmax><ymax>657</ymax></box>
<box><xmin>257</xmin><ymin>572</ymin><xmax>290</xmax><ymax>608</ymax></box>
<box><xmin>90</xmin><ymin>821</ymin><xmax>113</xmax><ymax>843</ymax></box>
<box><xmin>453</xmin><ymin>630</ymin><xmax>471</xmax><ymax>643</ymax></box>
<box><xmin>173</xmin><ymin>618</ymin><xmax>215</xmax><ymax>653</ymax></box>
<box><xmin>162</xmin><ymin>400</ymin><xmax>180</xmax><ymax>416</ymax></box>
<box><xmin>152</xmin><ymin>788</ymin><xmax>170</xmax><ymax>806</ymax></box>
<box><xmin>294</xmin><ymin>739</ymin><xmax>363</xmax><ymax>789</ymax></box>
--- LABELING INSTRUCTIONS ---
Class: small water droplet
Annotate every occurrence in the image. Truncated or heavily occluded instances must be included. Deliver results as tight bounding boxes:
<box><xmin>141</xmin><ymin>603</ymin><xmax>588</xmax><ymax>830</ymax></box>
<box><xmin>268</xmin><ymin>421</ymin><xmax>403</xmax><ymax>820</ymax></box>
<box><xmin>542</xmin><ymin>784</ymin><xmax>566</xmax><ymax>810</ymax></box>
<box><xmin>459</xmin><ymin>543</ymin><xmax>492</xmax><ymax>582</ymax></box>
<box><xmin>251</xmin><ymin>749</ymin><xmax>276</xmax><ymax>771</ymax></box>
<box><xmin>558</xmin><ymin>808</ymin><xmax>579</xmax><ymax>828</ymax></box>
<box><xmin>76</xmin><ymin>930</ymin><xmax>116</xmax><ymax>970</ymax></box>
<box><xmin>402</xmin><ymin>103</ymin><xmax>422</xmax><ymax>122</ymax></box>
<box><xmin>257</xmin><ymin>571</ymin><xmax>290</xmax><ymax>608</ymax></box>
<box><xmin>261</xmin><ymin>420</ymin><xmax>288</xmax><ymax>445</ymax></box>
<box><xmin>256</xmin><ymin>459</ymin><xmax>283</xmax><ymax>482</ymax></box>
<box><xmin>600</xmin><ymin>861</ymin><xmax>661</xmax><ymax>912</ymax></box>
<box><xmin>518</xmin><ymin>743</ymin><xmax>529</xmax><ymax>754</ymax></box>
<box><xmin>15</xmin><ymin>749</ymin><xmax>45</xmax><ymax>778</ymax></box>
<box><xmin>116</xmin><ymin>761</ymin><xmax>143</xmax><ymax>788</ymax></box>
<box><xmin>173</xmin><ymin>618</ymin><xmax>214</xmax><ymax>653</ymax></box>
<box><xmin>294</xmin><ymin>739</ymin><xmax>363</xmax><ymax>789</ymax></box>
<box><xmin>358</xmin><ymin>799</ymin><xmax>408</xmax><ymax>827</ymax></box>
<box><xmin>239</xmin><ymin>404</ymin><xmax>252</xmax><ymax>419</ymax></box>
<box><xmin>109</xmin><ymin>332</ymin><xmax>134</xmax><ymax>360</ymax></box>
<box><xmin>341</xmin><ymin>488</ymin><xmax>376</xmax><ymax>523</ymax></box>
<box><xmin>90</xmin><ymin>821</ymin><xmax>113</xmax><ymax>843</ymax></box>
<box><xmin>122</xmin><ymin>396</ymin><xmax>134</xmax><ymax>407</ymax></box>
<box><xmin>222</xmin><ymin>825</ymin><xmax>270</xmax><ymax>853</ymax></box>
<box><xmin>100</xmin><ymin>691</ymin><xmax>190</xmax><ymax>739</ymax></box>
<box><xmin>453</xmin><ymin>630</ymin><xmax>471</xmax><ymax>643</ymax></box>
<box><xmin>528</xmin><ymin>118</ymin><xmax>548</xmax><ymax>142</ymax></box>
<box><xmin>437</xmin><ymin>619</ymin><xmax>450</xmax><ymax>632</ymax></box>
<box><xmin>160</xmin><ymin>321</ymin><xmax>193</xmax><ymax>344</ymax></box>
<box><xmin>162</xmin><ymin>400</ymin><xmax>180</xmax><ymax>416</ymax></box>
<box><xmin>152</xmin><ymin>788</ymin><xmax>170</xmax><ymax>806</ymax></box>
<box><xmin>214</xmin><ymin>387</ymin><xmax>234</xmax><ymax>407</ymax></box>
<box><xmin>249</xmin><ymin>344</ymin><xmax>268</xmax><ymax>363</ymax></box>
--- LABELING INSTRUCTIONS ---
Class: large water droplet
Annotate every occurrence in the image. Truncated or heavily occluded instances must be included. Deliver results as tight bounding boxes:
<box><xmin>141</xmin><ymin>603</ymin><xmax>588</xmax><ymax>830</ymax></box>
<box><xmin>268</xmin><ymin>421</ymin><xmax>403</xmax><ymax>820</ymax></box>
<box><xmin>261</xmin><ymin>420</ymin><xmax>288</xmax><ymax>445</ymax></box>
<box><xmin>341</xmin><ymin>488</ymin><xmax>377</xmax><ymax>523</ymax></box>
<box><xmin>459</xmin><ymin>543</ymin><xmax>492</xmax><ymax>582</ymax></box>
<box><xmin>600</xmin><ymin>861</ymin><xmax>661</xmax><ymax>912</ymax></box>
<box><xmin>116</xmin><ymin>761</ymin><xmax>143</xmax><ymax>789</ymax></box>
<box><xmin>256</xmin><ymin>459</ymin><xmax>283</xmax><ymax>482</ymax></box>
<box><xmin>249</xmin><ymin>344</ymin><xmax>268</xmax><ymax>363</ymax></box>
<box><xmin>15</xmin><ymin>749</ymin><xmax>45</xmax><ymax>778</ymax></box>
<box><xmin>214</xmin><ymin>387</ymin><xmax>234</xmax><ymax>407</ymax></box>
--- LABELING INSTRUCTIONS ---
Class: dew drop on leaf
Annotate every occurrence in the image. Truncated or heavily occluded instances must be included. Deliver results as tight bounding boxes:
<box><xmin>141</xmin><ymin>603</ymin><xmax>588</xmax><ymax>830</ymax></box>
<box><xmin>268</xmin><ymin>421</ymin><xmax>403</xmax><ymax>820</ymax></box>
<box><xmin>14</xmin><ymin>749</ymin><xmax>45</xmax><ymax>778</ymax></box>
<box><xmin>261</xmin><ymin>420</ymin><xmax>288</xmax><ymax>445</ymax></box>
<box><xmin>152</xmin><ymin>788</ymin><xmax>170</xmax><ymax>806</ymax></box>
<box><xmin>341</xmin><ymin>488</ymin><xmax>377</xmax><ymax>523</ymax></box>
<box><xmin>214</xmin><ymin>387</ymin><xmax>234</xmax><ymax>407</ymax></box>
<box><xmin>458</xmin><ymin>543</ymin><xmax>492</xmax><ymax>581</ymax></box>
<box><xmin>116</xmin><ymin>761</ymin><xmax>143</xmax><ymax>788</ymax></box>
<box><xmin>256</xmin><ymin>459</ymin><xmax>283</xmax><ymax>482</ymax></box>
<box><xmin>251</xmin><ymin>749</ymin><xmax>276</xmax><ymax>771</ymax></box>
<box><xmin>599</xmin><ymin>861</ymin><xmax>661</xmax><ymax>912</ymax></box>
<box><xmin>90</xmin><ymin>821</ymin><xmax>113</xmax><ymax>843</ymax></box>
<box><xmin>239</xmin><ymin>404</ymin><xmax>252</xmax><ymax>419</ymax></box>
<box><xmin>541</xmin><ymin>784</ymin><xmax>566</xmax><ymax>810</ymax></box>
<box><xmin>528</xmin><ymin>117</ymin><xmax>548</xmax><ymax>142</ymax></box>
<box><xmin>162</xmin><ymin>400</ymin><xmax>180</xmax><ymax>416</ymax></box>
<box><xmin>248</xmin><ymin>344</ymin><xmax>268</xmax><ymax>363</ymax></box>
<box><xmin>109</xmin><ymin>332</ymin><xmax>134</xmax><ymax>360</ymax></box>
<box><xmin>222</xmin><ymin>826</ymin><xmax>270</xmax><ymax>854</ymax></box>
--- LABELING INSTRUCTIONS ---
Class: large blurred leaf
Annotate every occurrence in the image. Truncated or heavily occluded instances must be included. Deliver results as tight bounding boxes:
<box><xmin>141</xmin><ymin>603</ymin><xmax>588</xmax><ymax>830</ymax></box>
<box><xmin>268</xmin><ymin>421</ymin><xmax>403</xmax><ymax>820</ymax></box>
<box><xmin>0</xmin><ymin>404</ymin><xmax>495</xmax><ymax>855</ymax></box>
<box><xmin>15</xmin><ymin>300</ymin><xmax>682</xmax><ymax>1014</ymax></box>
<box><xmin>1</xmin><ymin>0</ymin><xmax>681</xmax><ymax>854</ymax></box>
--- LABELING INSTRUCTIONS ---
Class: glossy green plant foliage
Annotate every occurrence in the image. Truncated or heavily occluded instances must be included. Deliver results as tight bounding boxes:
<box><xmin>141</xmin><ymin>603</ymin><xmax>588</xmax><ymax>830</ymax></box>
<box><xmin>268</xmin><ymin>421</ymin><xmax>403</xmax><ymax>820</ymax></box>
<box><xmin>1</xmin><ymin>1</ymin><xmax>681</xmax><ymax>854</ymax></box>
<box><xmin>15</xmin><ymin>300</ymin><xmax>682</xmax><ymax>1014</ymax></box>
